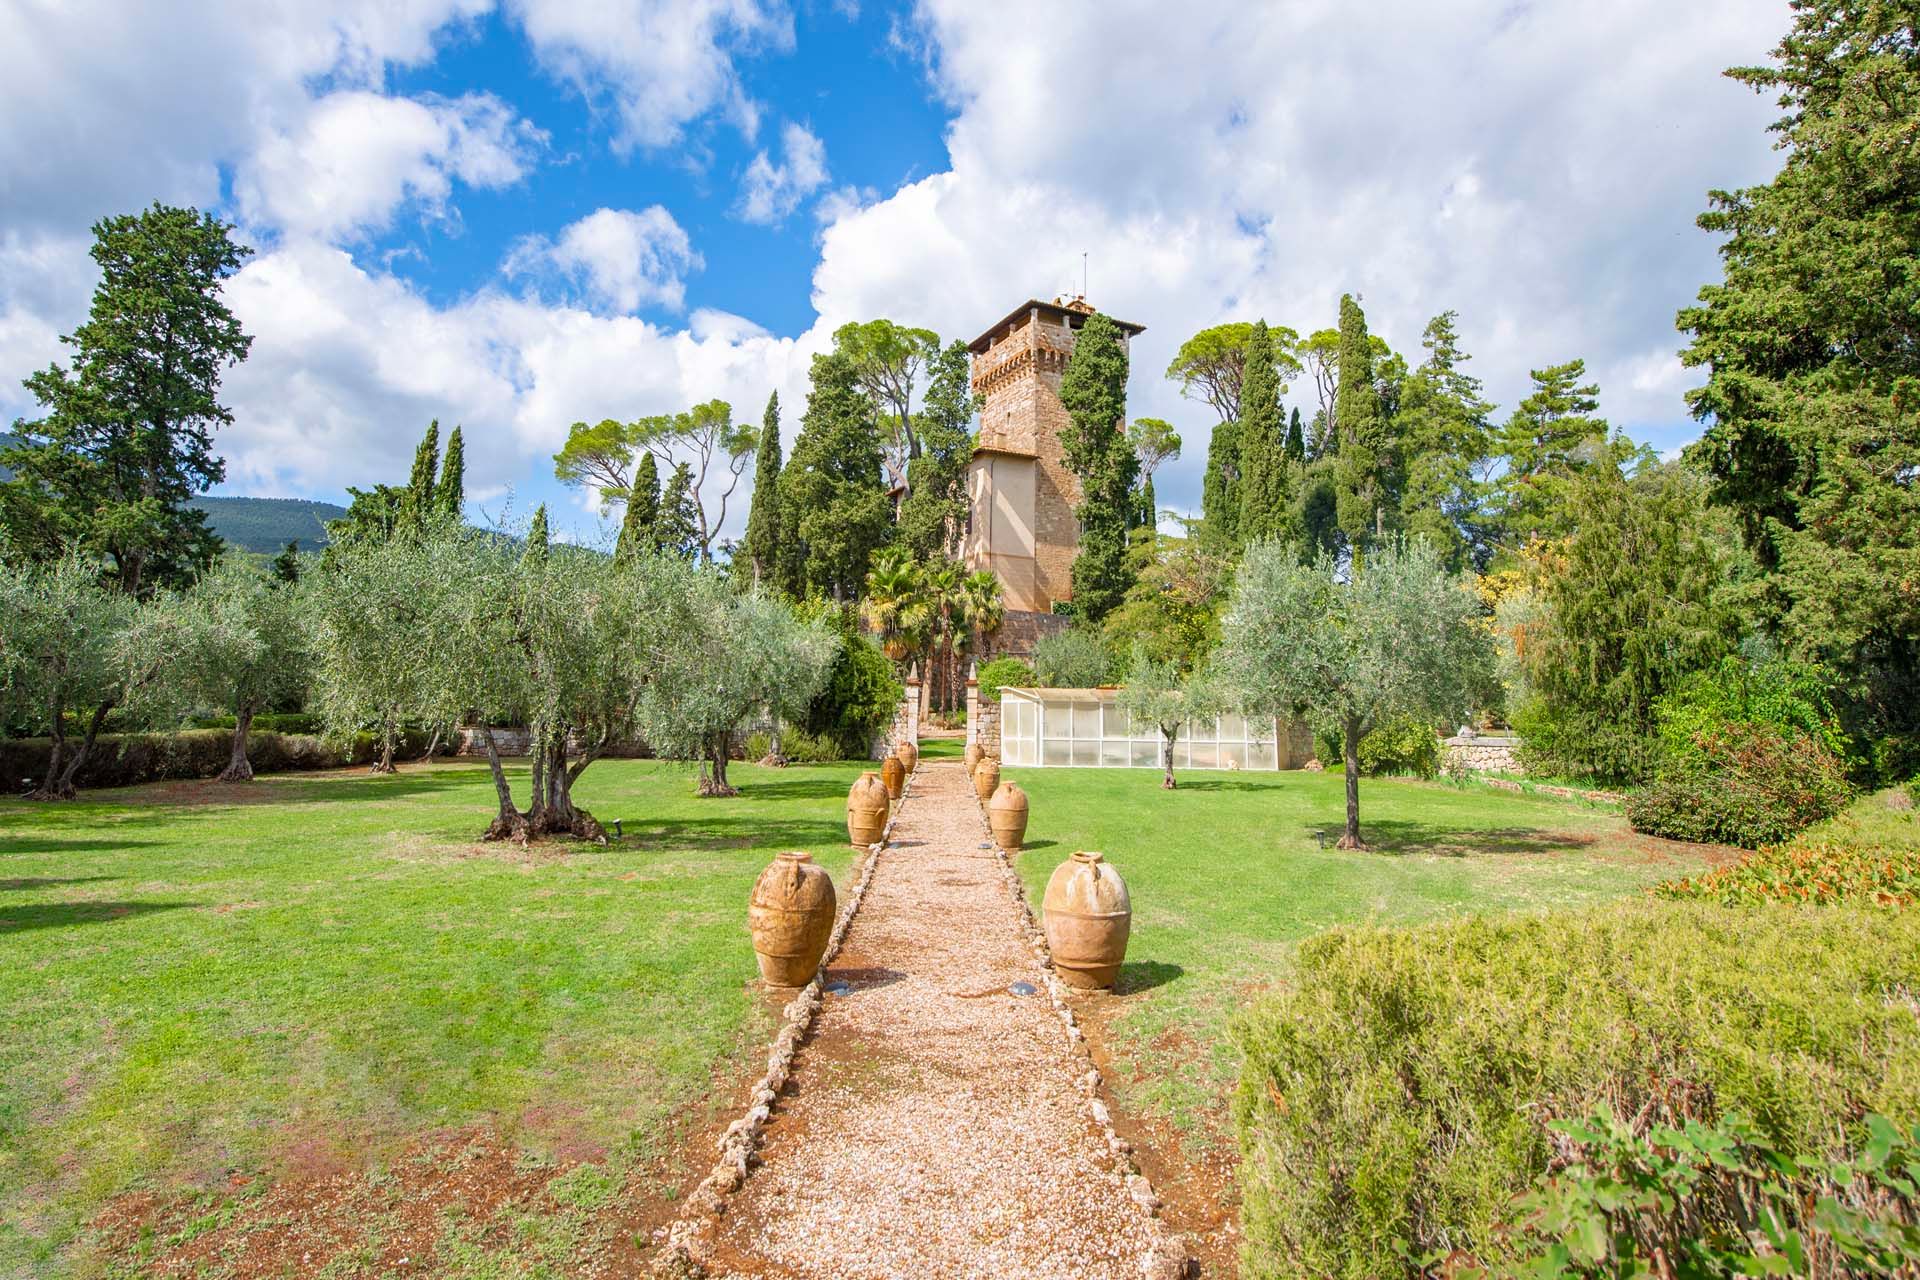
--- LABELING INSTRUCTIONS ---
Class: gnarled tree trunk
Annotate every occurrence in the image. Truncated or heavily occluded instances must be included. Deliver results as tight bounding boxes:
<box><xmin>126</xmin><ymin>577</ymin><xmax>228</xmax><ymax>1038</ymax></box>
<box><xmin>30</xmin><ymin>698</ymin><xmax>113</xmax><ymax>801</ymax></box>
<box><xmin>369</xmin><ymin>718</ymin><xmax>398</xmax><ymax>774</ymax></box>
<box><xmin>699</xmin><ymin>731</ymin><xmax>738</xmax><ymax>797</ymax></box>
<box><xmin>1160</xmin><ymin>727</ymin><xmax>1178</xmax><ymax>790</ymax></box>
<box><xmin>479</xmin><ymin>725</ymin><xmax>532</xmax><ymax>843</ymax></box>
<box><xmin>216</xmin><ymin>704</ymin><xmax>256</xmax><ymax>782</ymax></box>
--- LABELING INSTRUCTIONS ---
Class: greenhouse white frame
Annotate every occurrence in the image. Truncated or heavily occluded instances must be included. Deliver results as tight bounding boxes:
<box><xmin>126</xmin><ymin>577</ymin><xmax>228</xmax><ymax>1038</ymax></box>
<box><xmin>997</xmin><ymin>687</ymin><xmax>1297</xmax><ymax>771</ymax></box>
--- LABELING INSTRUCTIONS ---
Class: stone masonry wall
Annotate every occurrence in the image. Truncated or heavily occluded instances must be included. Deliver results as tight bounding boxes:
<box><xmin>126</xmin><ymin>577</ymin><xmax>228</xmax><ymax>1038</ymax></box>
<box><xmin>972</xmin><ymin>310</ymin><xmax>1083</xmax><ymax>612</ymax></box>
<box><xmin>1440</xmin><ymin>733</ymin><xmax>1521</xmax><ymax>774</ymax></box>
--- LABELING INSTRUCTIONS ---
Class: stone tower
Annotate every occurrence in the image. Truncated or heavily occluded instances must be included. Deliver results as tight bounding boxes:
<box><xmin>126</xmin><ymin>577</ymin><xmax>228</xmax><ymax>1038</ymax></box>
<box><xmin>961</xmin><ymin>296</ymin><xmax>1144</xmax><ymax>616</ymax></box>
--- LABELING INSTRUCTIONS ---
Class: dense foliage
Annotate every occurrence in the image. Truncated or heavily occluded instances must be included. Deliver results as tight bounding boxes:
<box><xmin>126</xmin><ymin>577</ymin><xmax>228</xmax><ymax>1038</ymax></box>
<box><xmin>1030</xmin><ymin>628</ymin><xmax>1114</xmax><ymax>688</ymax></box>
<box><xmin>976</xmin><ymin>656</ymin><xmax>1035</xmax><ymax>705</ymax></box>
<box><xmin>1057</xmin><ymin>312</ymin><xmax>1138</xmax><ymax>621</ymax></box>
<box><xmin>1233</xmin><ymin>901</ymin><xmax>1920</xmax><ymax>1278</ymax></box>
<box><xmin>802</xmin><ymin>619</ymin><xmax>901</xmax><ymax>758</ymax></box>
<box><xmin>1625</xmin><ymin>720</ymin><xmax>1854</xmax><ymax>848</ymax></box>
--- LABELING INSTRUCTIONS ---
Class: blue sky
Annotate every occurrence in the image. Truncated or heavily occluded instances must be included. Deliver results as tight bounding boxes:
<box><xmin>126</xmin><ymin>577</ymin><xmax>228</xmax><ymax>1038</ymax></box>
<box><xmin>0</xmin><ymin>0</ymin><xmax>1792</xmax><ymax>546</ymax></box>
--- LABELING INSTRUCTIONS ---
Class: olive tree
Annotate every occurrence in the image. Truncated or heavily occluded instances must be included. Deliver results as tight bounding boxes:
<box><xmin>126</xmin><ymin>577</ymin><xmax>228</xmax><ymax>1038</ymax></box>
<box><xmin>1115</xmin><ymin>648</ymin><xmax>1224</xmax><ymax>790</ymax></box>
<box><xmin>635</xmin><ymin>572</ymin><xmax>837</xmax><ymax>796</ymax></box>
<box><xmin>306</xmin><ymin>527</ymin><xmax>460</xmax><ymax>773</ymax></box>
<box><xmin>170</xmin><ymin>554</ymin><xmax>309</xmax><ymax>781</ymax></box>
<box><xmin>0</xmin><ymin>556</ymin><xmax>181</xmax><ymax>798</ymax></box>
<box><xmin>1219</xmin><ymin>537</ymin><xmax>1491</xmax><ymax>847</ymax></box>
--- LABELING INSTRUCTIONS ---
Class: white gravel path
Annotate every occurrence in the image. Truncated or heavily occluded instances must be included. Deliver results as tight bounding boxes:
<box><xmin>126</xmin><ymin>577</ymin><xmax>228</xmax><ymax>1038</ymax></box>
<box><xmin>689</xmin><ymin>759</ymin><xmax>1184</xmax><ymax>1279</ymax></box>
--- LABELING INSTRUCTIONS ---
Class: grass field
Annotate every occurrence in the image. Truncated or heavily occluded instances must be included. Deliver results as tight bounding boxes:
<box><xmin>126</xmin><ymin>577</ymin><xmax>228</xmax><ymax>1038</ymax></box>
<box><xmin>0</xmin><ymin>758</ymin><xmax>868</xmax><ymax>1274</ymax></box>
<box><xmin>1001</xmin><ymin>764</ymin><xmax>1730</xmax><ymax>1151</ymax></box>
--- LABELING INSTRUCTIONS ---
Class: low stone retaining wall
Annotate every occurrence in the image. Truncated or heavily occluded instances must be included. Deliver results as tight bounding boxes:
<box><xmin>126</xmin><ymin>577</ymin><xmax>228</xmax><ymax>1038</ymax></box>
<box><xmin>1440</xmin><ymin>732</ymin><xmax>1521</xmax><ymax>774</ymax></box>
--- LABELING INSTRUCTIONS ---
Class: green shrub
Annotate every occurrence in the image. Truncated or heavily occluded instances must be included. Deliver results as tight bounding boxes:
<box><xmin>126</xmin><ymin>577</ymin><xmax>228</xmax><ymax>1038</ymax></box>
<box><xmin>1472</xmin><ymin>1107</ymin><xmax>1920</xmax><ymax>1277</ymax></box>
<box><xmin>1031</xmin><ymin>628</ymin><xmax>1114</xmax><ymax>688</ymax></box>
<box><xmin>1511</xmin><ymin>699</ymin><xmax>1662</xmax><ymax>785</ymax></box>
<box><xmin>976</xmin><ymin>656</ymin><xmax>1035</xmax><ymax>705</ymax></box>
<box><xmin>0</xmin><ymin>727</ymin><xmax>429</xmax><ymax>791</ymax></box>
<box><xmin>1655</xmin><ymin>655</ymin><xmax>1853</xmax><ymax>772</ymax></box>
<box><xmin>1231</xmin><ymin>901</ymin><xmax>1920</xmax><ymax>1279</ymax></box>
<box><xmin>1313</xmin><ymin>714</ymin><xmax>1441</xmax><ymax>778</ymax></box>
<box><xmin>803</xmin><ymin>631</ymin><xmax>901</xmax><ymax>759</ymax></box>
<box><xmin>746</xmin><ymin>726</ymin><xmax>846</xmax><ymax>763</ymax></box>
<box><xmin>1626</xmin><ymin>720</ymin><xmax>1853</xmax><ymax>848</ymax></box>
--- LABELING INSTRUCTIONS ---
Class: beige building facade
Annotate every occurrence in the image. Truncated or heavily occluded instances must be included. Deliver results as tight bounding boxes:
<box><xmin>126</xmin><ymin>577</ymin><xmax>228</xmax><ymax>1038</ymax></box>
<box><xmin>961</xmin><ymin>296</ymin><xmax>1144</xmax><ymax>615</ymax></box>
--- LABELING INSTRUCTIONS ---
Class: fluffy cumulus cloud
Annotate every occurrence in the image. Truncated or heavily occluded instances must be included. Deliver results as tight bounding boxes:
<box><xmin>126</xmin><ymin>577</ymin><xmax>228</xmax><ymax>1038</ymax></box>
<box><xmin>505</xmin><ymin>207</ymin><xmax>704</xmax><ymax>313</ymax></box>
<box><xmin>507</xmin><ymin>0</ymin><xmax>791</xmax><ymax>151</ymax></box>
<box><xmin>0</xmin><ymin>0</ymin><xmax>1799</xmax><ymax>539</ymax></box>
<box><xmin>736</xmin><ymin>122</ymin><xmax>830</xmax><ymax>224</ymax></box>
<box><xmin>236</xmin><ymin>91</ymin><xmax>544</xmax><ymax>241</ymax></box>
<box><xmin>812</xmin><ymin>0</ymin><xmax>1788</xmax><ymax>515</ymax></box>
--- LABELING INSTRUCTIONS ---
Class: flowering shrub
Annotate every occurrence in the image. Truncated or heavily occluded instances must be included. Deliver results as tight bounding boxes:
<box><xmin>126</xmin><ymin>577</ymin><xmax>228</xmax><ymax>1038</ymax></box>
<box><xmin>1626</xmin><ymin>720</ymin><xmax>1852</xmax><ymax>848</ymax></box>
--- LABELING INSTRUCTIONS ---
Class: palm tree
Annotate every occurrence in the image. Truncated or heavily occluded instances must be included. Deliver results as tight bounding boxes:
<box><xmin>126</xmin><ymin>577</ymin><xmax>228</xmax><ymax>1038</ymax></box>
<box><xmin>953</xmin><ymin>570</ymin><xmax>1005</xmax><ymax>696</ymax></box>
<box><xmin>862</xmin><ymin>546</ymin><xmax>930</xmax><ymax>666</ymax></box>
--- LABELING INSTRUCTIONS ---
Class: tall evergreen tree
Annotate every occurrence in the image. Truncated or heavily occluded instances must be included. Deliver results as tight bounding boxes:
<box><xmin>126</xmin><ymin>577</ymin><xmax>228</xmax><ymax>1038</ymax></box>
<box><xmin>1058</xmin><ymin>312</ymin><xmax>1138</xmax><ymax>621</ymax></box>
<box><xmin>615</xmin><ymin>452</ymin><xmax>661</xmax><ymax>564</ymax></box>
<box><xmin>1331</xmin><ymin>294</ymin><xmax>1390</xmax><ymax>568</ymax></box>
<box><xmin>1135</xmin><ymin>474</ymin><xmax>1158</xmax><ymax>531</ymax></box>
<box><xmin>1201</xmin><ymin>418</ymin><xmax>1242</xmax><ymax>547</ymax></box>
<box><xmin>1397</xmin><ymin>311</ymin><xmax>1494</xmax><ymax>570</ymax></box>
<box><xmin>739</xmin><ymin>391</ymin><xmax>785</xmax><ymax>584</ymax></box>
<box><xmin>435</xmin><ymin>426</ymin><xmax>465</xmax><ymax>523</ymax></box>
<box><xmin>779</xmin><ymin>351</ymin><xmax>893</xmax><ymax>601</ymax></box>
<box><xmin>897</xmin><ymin>340</ymin><xmax>978</xmax><ymax>559</ymax></box>
<box><xmin>656</xmin><ymin>463</ymin><xmax>699</xmax><ymax>558</ymax></box>
<box><xmin>270</xmin><ymin>540</ymin><xmax>302</xmax><ymax>584</ymax></box>
<box><xmin>1237</xmin><ymin>320</ymin><xmax>1294</xmax><ymax>543</ymax></box>
<box><xmin>526</xmin><ymin>504</ymin><xmax>550</xmax><ymax>564</ymax></box>
<box><xmin>1285</xmin><ymin>406</ymin><xmax>1305</xmax><ymax>464</ymax></box>
<box><xmin>1489</xmin><ymin>359</ymin><xmax>1608</xmax><ymax>553</ymax></box>
<box><xmin>0</xmin><ymin>203</ymin><xmax>252</xmax><ymax>595</ymax></box>
<box><xmin>1678</xmin><ymin>1</ymin><xmax>1920</xmax><ymax>769</ymax></box>
<box><xmin>398</xmin><ymin>420</ymin><xmax>439</xmax><ymax>536</ymax></box>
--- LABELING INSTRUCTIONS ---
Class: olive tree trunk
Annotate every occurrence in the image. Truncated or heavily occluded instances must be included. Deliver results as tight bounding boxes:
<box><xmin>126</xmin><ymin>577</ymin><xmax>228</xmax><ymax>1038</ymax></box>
<box><xmin>30</xmin><ymin>698</ymin><xmax>113</xmax><ymax>801</ymax></box>
<box><xmin>1337</xmin><ymin>712</ymin><xmax>1367</xmax><ymax>849</ymax></box>
<box><xmin>1159</xmin><ymin>726</ymin><xmax>1179</xmax><ymax>790</ymax></box>
<box><xmin>216</xmin><ymin>703</ymin><xmax>256</xmax><ymax>782</ymax></box>
<box><xmin>700</xmin><ymin>731</ymin><xmax>738</xmax><ymax>797</ymax></box>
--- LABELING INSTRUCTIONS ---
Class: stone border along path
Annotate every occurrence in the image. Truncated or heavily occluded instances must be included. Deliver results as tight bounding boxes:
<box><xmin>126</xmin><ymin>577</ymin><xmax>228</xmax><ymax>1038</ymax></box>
<box><xmin>653</xmin><ymin>758</ymin><xmax>1192</xmax><ymax>1279</ymax></box>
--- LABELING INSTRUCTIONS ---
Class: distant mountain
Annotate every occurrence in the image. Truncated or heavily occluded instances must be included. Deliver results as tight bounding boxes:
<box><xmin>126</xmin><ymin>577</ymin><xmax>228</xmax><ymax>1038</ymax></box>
<box><xmin>188</xmin><ymin>496</ymin><xmax>346</xmax><ymax>554</ymax></box>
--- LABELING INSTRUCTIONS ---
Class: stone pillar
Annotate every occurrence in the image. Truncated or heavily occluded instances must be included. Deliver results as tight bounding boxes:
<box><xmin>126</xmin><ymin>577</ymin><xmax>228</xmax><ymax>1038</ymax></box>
<box><xmin>965</xmin><ymin>663</ymin><xmax>980</xmax><ymax>748</ymax></box>
<box><xmin>900</xmin><ymin>670</ymin><xmax>921</xmax><ymax>749</ymax></box>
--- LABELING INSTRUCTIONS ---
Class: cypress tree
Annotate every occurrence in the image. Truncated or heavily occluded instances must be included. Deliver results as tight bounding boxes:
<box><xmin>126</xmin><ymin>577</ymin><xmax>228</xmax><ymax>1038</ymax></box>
<box><xmin>778</xmin><ymin>351</ymin><xmax>893</xmax><ymax>600</ymax></box>
<box><xmin>657</xmin><ymin>462</ymin><xmax>699</xmax><ymax>558</ymax></box>
<box><xmin>435</xmin><ymin>426</ymin><xmax>465</xmax><ymax>523</ymax></box>
<box><xmin>1331</xmin><ymin>295</ymin><xmax>1387</xmax><ymax>568</ymax></box>
<box><xmin>525</xmin><ymin>504</ymin><xmax>549</xmax><ymax>564</ymax></box>
<box><xmin>615</xmin><ymin>451</ymin><xmax>661</xmax><ymax>564</ymax></box>
<box><xmin>1285</xmin><ymin>407</ymin><xmax>1305</xmax><ymax>464</ymax></box>
<box><xmin>1201</xmin><ymin>418</ymin><xmax>1241</xmax><ymax>548</ymax></box>
<box><xmin>1138</xmin><ymin>474</ymin><xmax>1157</xmax><ymax>531</ymax></box>
<box><xmin>399</xmin><ymin>420</ymin><xmax>439</xmax><ymax>535</ymax></box>
<box><xmin>1057</xmin><ymin>312</ymin><xmax>1137</xmax><ymax>621</ymax></box>
<box><xmin>1237</xmin><ymin>321</ymin><xmax>1293</xmax><ymax>543</ymax></box>
<box><xmin>739</xmin><ymin>391</ymin><xmax>784</xmax><ymax>585</ymax></box>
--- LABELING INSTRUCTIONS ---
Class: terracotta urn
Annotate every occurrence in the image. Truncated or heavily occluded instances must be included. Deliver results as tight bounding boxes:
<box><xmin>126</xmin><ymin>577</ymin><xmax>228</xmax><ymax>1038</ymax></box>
<box><xmin>881</xmin><ymin>753</ymin><xmax>906</xmax><ymax>801</ymax></box>
<box><xmin>964</xmin><ymin>743</ymin><xmax>984</xmax><ymax>776</ymax></box>
<box><xmin>1042</xmin><ymin>851</ymin><xmax>1132</xmax><ymax>989</ymax></box>
<box><xmin>846</xmin><ymin>771</ymin><xmax>890</xmax><ymax>846</ymax></box>
<box><xmin>748</xmin><ymin>850</ymin><xmax>837</xmax><ymax>987</ymax></box>
<box><xmin>987</xmin><ymin>780</ymin><xmax>1029</xmax><ymax>851</ymax></box>
<box><xmin>972</xmin><ymin>756</ymin><xmax>1000</xmax><ymax>801</ymax></box>
<box><xmin>895</xmin><ymin>739</ymin><xmax>919</xmax><ymax>774</ymax></box>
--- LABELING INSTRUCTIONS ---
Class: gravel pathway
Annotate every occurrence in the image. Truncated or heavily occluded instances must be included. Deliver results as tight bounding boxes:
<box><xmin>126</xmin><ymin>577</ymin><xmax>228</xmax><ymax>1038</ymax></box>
<box><xmin>688</xmin><ymin>759</ymin><xmax>1181</xmax><ymax>1279</ymax></box>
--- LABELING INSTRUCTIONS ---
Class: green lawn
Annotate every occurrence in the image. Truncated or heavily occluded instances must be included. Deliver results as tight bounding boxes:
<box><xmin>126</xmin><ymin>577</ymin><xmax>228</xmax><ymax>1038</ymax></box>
<box><xmin>1002</xmin><ymin>764</ymin><xmax>1727</xmax><ymax>1150</ymax></box>
<box><xmin>0</xmin><ymin>758</ymin><xmax>868</xmax><ymax>1274</ymax></box>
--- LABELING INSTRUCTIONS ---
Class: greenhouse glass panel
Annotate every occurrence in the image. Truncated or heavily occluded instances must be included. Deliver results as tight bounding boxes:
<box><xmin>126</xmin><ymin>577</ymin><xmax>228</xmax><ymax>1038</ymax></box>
<box><xmin>991</xmin><ymin>688</ymin><xmax>1293</xmax><ymax>772</ymax></box>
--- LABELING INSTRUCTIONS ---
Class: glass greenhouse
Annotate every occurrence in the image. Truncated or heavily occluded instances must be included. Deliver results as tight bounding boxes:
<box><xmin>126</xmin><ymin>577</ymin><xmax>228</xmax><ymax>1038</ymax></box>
<box><xmin>997</xmin><ymin>687</ymin><xmax>1301</xmax><ymax>770</ymax></box>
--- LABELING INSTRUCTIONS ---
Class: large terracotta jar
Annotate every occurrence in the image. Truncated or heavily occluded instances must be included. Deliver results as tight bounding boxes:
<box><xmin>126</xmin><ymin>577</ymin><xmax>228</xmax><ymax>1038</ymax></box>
<box><xmin>987</xmin><ymin>781</ymin><xmax>1029</xmax><ymax>851</ymax></box>
<box><xmin>846</xmin><ymin>771</ymin><xmax>890</xmax><ymax>846</ymax></box>
<box><xmin>964</xmin><ymin>743</ymin><xmax>984</xmax><ymax>776</ymax></box>
<box><xmin>1042</xmin><ymin>851</ymin><xmax>1132</xmax><ymax>989</ymax></box>
<box><xmin>748</xmin><ymin>851</ymin><xmax>836</xmax><ymax>987</ymax></box>
<box><xmin>894</xmin><ymin>739</ymin><xmax>919</xmax><ymax>774</ymax></box>
<box><xmin>972</xmin><ymin>757</ymin><xmax>1001</xmax><ymax>801</ymax></box>
<box><xmin>881</xmin><ymin>754</ymin><xmax>906</xmax><ymax>801</ymax></box>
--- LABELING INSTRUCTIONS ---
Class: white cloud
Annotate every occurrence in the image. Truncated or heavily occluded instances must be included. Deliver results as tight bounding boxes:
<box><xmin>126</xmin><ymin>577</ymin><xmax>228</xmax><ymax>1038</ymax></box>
<box><xmin>235</xmin><ymin>91</ymin><xmax>545</xmax><ymax>242</ymax></box>
<box><xmin>505</xmin><ymin>207</ymin><xmax>704</xmax><ymax>313</ymax></box>
<box><xmin>736</xmin><ymin>121</ymin><xmax>829</xmax><ymax>223</ymax></box>
<box><xmin>507</xmin><ymin>0</ymin><xmax>792</xmax><ymax>151</ymax></box>
<box><xmin>804</xmin><ymin>0</ymin><xmax>1788</xmax><ymax>517</ymax></box>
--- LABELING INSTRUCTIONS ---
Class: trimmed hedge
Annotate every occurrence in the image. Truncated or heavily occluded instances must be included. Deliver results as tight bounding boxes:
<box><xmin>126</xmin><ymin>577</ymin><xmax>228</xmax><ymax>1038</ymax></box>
<box><xmin>1231</xmin><ymin>901</ymin><xmax>1920</xmax><ymax>1278</ymax></box>
<box><xmin>0</xmin><ymin>727</ymin><xmax>433</xmax><ymax>791</ymax></box>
